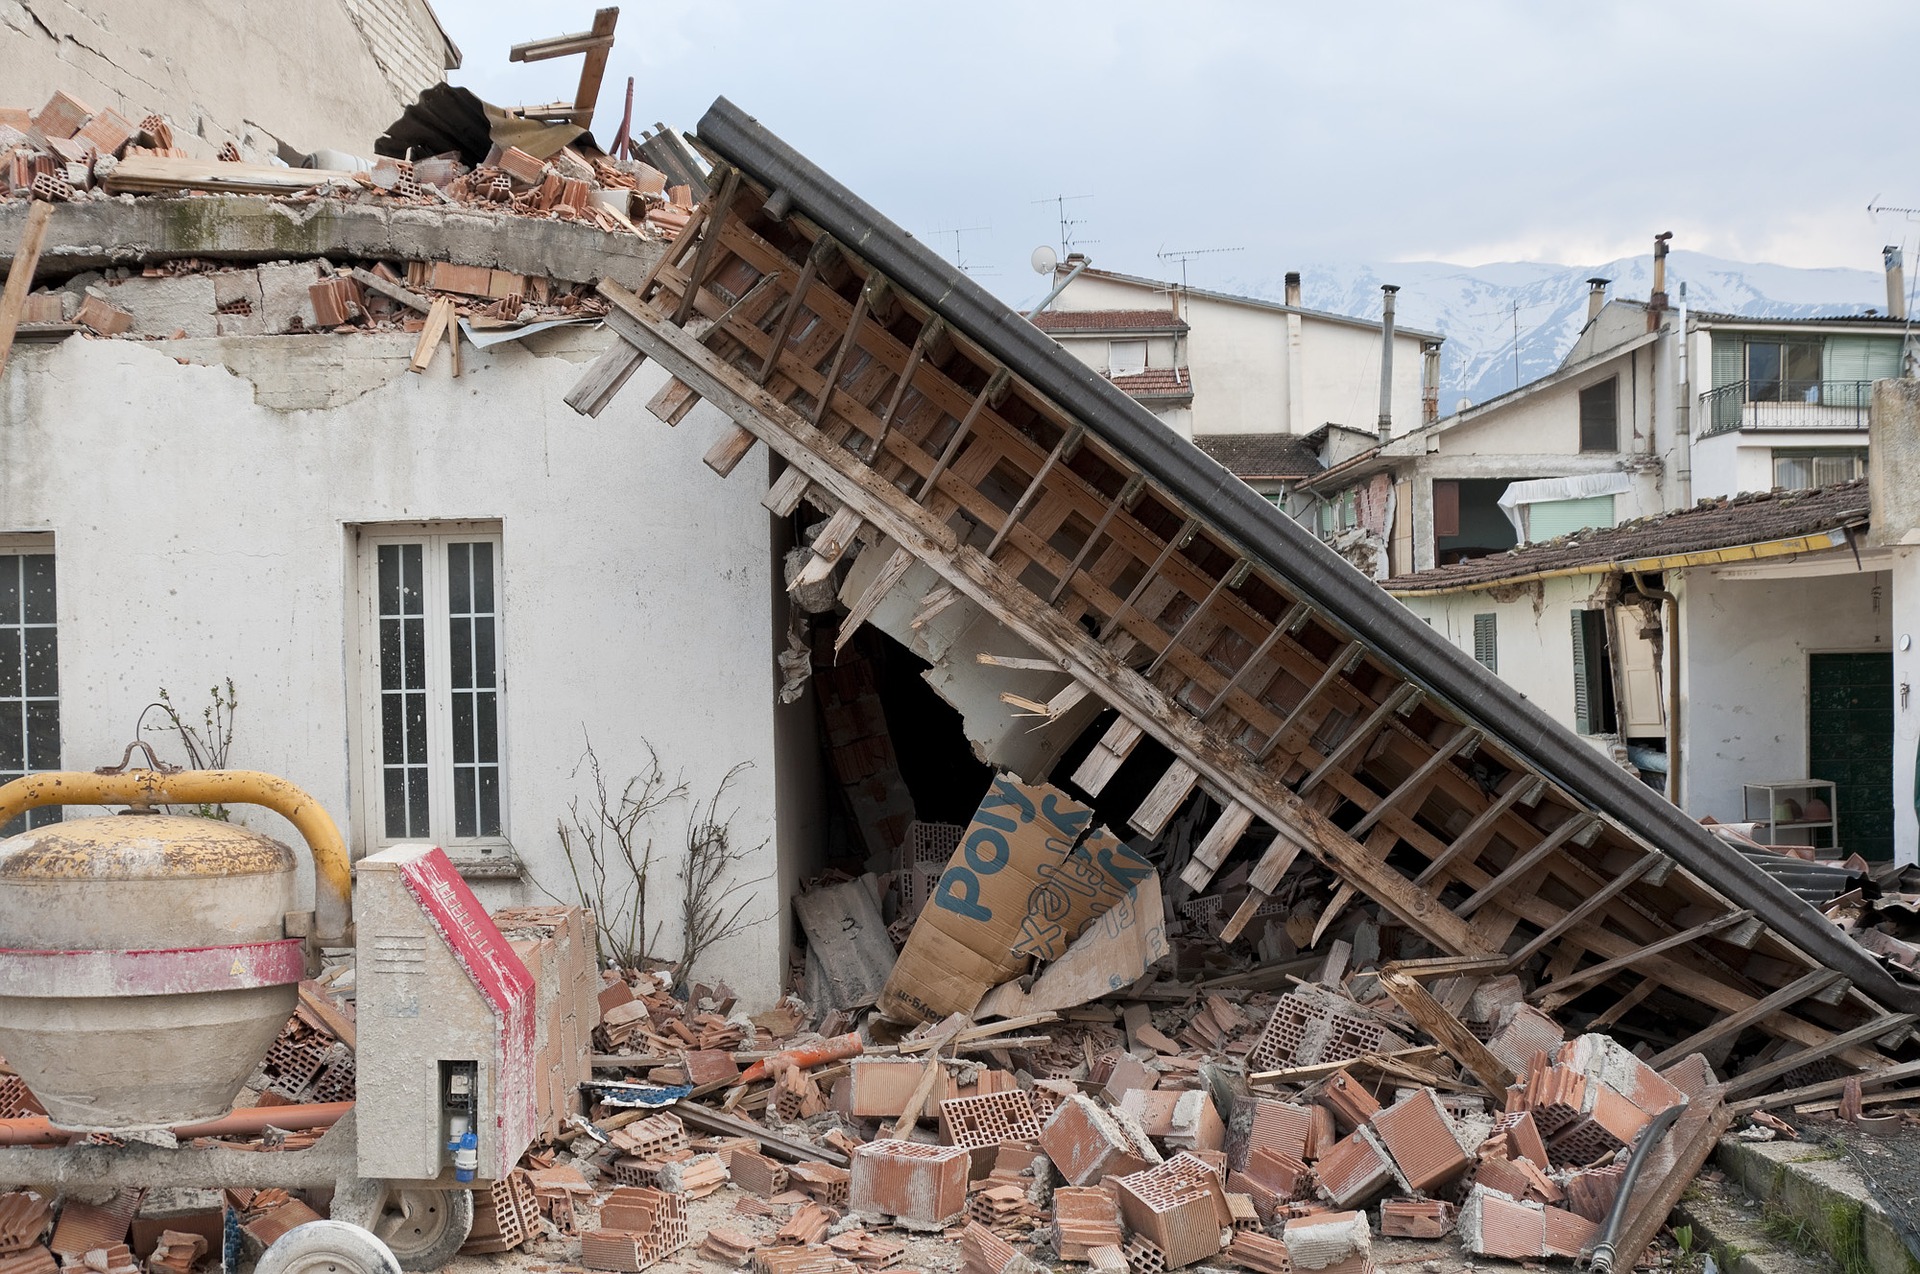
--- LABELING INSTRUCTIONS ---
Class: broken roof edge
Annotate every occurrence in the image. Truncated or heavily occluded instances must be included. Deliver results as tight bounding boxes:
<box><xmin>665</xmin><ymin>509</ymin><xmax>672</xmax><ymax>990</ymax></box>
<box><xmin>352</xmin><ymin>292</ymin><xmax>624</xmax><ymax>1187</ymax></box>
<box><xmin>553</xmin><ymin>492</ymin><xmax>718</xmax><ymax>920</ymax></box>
<box><xmin>0</xmin><ymin>193</ymin><xmax>665</xmax><ymax>289</ymax></box>
<box><xmin>693</xmin><ymin>93</ymin><xmax>1920</xmax><ymax>1016</ymax></box>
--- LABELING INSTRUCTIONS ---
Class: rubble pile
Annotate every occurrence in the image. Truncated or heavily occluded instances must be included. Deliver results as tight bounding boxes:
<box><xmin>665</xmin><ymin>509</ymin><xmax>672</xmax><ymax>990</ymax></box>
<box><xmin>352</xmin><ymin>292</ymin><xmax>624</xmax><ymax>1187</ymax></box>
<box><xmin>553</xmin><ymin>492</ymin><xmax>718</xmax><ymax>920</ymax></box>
<box><xmin>0</xmin><ymin>88</ymin><xmax>708</xmax><ymax>348</ymax></box>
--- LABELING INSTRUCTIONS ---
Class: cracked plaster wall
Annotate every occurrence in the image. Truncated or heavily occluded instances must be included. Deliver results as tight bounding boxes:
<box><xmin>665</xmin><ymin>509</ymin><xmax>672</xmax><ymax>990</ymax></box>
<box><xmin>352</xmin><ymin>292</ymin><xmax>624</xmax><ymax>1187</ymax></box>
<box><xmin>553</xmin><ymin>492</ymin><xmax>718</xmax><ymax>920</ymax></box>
<box><xmin>3</xmin><ymin>0</ymin><xmax>449</xmax><ymax>158</ymax></box>
<box><xmin>0</xmin><ymin>327</ymin><xmax>796</xmax><ymax>1008</ymax></box>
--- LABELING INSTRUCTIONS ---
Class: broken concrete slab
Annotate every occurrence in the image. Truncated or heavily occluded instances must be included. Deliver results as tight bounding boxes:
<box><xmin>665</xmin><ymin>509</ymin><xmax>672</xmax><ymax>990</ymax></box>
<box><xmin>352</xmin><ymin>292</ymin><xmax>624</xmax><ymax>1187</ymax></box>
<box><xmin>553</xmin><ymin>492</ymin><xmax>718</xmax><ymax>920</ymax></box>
<box><xmin>0</xmin><ymin>196</ymin><xmax>665</xmax><ymax>288</ymax></box>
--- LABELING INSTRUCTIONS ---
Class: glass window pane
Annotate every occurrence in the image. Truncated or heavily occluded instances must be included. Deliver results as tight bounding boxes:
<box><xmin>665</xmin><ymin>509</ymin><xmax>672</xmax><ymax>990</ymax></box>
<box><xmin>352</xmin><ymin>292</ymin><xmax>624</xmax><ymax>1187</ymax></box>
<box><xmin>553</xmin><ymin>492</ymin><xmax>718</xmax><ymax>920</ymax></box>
<box><xmin>476</xmin><ymin>694</ymin><xmax>498</xmax><ymax>764</ymax></box>
<box><xmin>406</xmin><ymin>768</ymin><xmax>430</xmax><ymax>838</ymax></box>
<box><xmin>402</xmin><ymin>544</ymin><xmax>424</xmax><ymax>614</ymax></box>
<box><xmin>474</xmin><ymin>618</ymin><xmax>496</xmax><ymax>689</ymax></box>
<box><xmin>452</xmin><ymin>692</ymin><xmax>475</xmax><ymax>764</ymax></box>
<box><xmin>477</xmin><ymin>769</ymin><xmax>501</xmax><ymax>837</ymax></box>
<box><xmin>0</xmin><ymin>558</ymin><xmax>17</xmax><ymax>626</ymax></box>
<box><xmin>0</xmin><ymin>707</ymin><xmax>22</xmax><ymax>770</ymax></box>
<box><xmin>381</xmin><ymin>694</ymin><xmax>405</xmax><ymax>766</ymax></box>
<box><xmin>23</xmin><ymin>629</ymin><xmax>55</xmax><ymax>698</ymax></box>
<box><xmin>21</xmin><ymin>556</ymin><xmax>54</xmax><ymax>625</ymax></box>
<box><xmin>453</xmin><ymin>768</ymin><xmax>476</xmax><ymax>839</ymax></box>
<box><xmin>383</xmin><ymin>768</ymin><xmax>410</xmax><ymax>839</ymax></box>
<box><xmin>378</xmin><ymin>545</ymin><xmax>400</xmax><ymax>616</ymax></box>
<box><xmin>450</xmin><ymin>617</ymin><xmax>473</xmax><ymax>690</ymax></box>
<box><xmin>1786</xmin><ymin>343</ymin><xmax>1822</xmax><ymax>399</ymax></box>
<box><xmin>448</xmin><ymin>542</ymin><xmax>470</xmax><ymax>615</ymax></box>
<box><xmin>404</xmin><ymin>692</ymin><xmax>428</xmax><ymax>764</ymax></box>
<box><xmin>0</xmin><ymin>629</ymin><xmax>18</xmax><ymax>699</ymax></box>
<box><xmin>26</xmin><ymin>701</ymin><xmax>58</xmax><ymax>770</ymax></box>
<box><xmin>471</xmin><ymin>543</ymin><xmax>494</xmax><ymax>613</ymax></box>
<box><xmin>379</xmin><ymin>618</ymin><xmax>401</xmax><ymax>691</ymax></box>
<box><xmin>402</xmin><ymin>618</ymin><xmax>425</xmax><ymax>689</ymax></box>
<box><xmin>1748</xmin><ymin>342</ymin><xmax>1782</xmax><ymax>401</ymax></box>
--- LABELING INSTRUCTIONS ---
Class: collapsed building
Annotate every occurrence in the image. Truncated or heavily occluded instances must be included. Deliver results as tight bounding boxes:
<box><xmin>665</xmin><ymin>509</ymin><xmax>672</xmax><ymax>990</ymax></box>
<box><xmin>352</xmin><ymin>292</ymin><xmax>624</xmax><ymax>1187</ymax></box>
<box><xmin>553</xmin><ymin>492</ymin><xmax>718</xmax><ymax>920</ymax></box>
<box><xmin>4</xmin><ymin>61</ymin><xmax>1920</xmax><ymax>1274</ymax></box>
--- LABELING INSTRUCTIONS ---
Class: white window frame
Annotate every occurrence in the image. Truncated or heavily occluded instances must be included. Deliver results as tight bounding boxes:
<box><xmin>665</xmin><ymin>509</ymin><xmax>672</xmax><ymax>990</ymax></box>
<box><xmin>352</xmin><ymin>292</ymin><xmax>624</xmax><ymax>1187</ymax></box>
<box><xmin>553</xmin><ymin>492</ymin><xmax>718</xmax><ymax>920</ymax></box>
<box><xmin>350</xmin><ymin>522</ymin><xmax>510</xmax><ymax>859</ymax></box>
<box><xmin>0</xmin><ymin>534</ymin><xmax>58</xmax><ymax>839</ymax></box>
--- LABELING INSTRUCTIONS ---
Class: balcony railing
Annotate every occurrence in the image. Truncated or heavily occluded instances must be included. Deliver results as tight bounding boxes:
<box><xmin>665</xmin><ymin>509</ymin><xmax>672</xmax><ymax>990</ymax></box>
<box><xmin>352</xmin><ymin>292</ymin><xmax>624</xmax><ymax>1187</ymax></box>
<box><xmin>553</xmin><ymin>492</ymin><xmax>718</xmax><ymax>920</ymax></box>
<box><xmin>1700</xmin><ymin>380</ymin><xmax>1874</xmax><ymax>436</ymax></box>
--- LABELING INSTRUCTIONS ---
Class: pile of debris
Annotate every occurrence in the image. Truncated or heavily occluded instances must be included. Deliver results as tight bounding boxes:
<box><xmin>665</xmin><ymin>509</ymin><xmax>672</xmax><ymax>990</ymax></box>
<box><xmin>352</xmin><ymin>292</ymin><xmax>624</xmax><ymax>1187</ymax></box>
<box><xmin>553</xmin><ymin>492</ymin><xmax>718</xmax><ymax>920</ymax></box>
<box><xmin>0</xmin><ymin>85</ymin><xmax>703</xmax><ymax>354</ymax></box>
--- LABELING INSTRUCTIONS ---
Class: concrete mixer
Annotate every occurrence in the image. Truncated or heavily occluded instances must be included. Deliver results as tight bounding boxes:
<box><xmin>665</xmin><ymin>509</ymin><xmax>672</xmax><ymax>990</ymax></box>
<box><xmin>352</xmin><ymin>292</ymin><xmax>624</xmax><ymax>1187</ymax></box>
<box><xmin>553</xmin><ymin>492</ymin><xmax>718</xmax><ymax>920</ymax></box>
<box><xmin>0</xmin><ymin>751</ymin><xmax>557</xmax><ymax>1271</ymax></box>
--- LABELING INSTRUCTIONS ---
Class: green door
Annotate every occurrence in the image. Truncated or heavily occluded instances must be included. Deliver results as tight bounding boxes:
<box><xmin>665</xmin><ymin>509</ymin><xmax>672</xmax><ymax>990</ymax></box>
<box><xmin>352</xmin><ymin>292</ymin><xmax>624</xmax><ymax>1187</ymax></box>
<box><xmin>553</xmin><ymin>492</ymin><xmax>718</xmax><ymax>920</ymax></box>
<box><xmin>1807</xmin><ymin>652</ymin><xmax>1893</xmax><ymax>860</ymax></box>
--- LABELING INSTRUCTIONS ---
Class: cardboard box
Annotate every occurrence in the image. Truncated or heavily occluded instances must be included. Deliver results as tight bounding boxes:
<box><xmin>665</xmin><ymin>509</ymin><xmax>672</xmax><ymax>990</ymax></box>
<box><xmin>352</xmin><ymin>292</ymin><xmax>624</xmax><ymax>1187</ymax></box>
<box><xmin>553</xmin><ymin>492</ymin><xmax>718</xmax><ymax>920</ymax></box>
<box><xmin>878</xmin><ymin>775</ymin><xmax>1162</xmax><ymax>1024</ymax></box>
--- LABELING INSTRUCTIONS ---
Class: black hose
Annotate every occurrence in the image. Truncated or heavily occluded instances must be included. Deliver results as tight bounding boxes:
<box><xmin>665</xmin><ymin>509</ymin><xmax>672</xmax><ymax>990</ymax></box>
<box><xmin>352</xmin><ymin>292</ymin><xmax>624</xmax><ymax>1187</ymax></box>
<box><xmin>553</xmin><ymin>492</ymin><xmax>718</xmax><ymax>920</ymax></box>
<box><xmin>1589</xmin><ymin>1100</ymin><xmax>1688</xmax><ymax>1272</ymax></box>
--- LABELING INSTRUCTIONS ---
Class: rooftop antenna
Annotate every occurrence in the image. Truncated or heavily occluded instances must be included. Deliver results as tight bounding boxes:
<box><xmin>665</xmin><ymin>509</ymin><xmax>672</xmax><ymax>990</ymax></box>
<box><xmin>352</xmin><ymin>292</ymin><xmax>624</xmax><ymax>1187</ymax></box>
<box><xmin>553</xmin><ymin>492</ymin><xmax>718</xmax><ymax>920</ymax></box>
<box><xmin>1032</xmin><ymin>193</ymin><xmax>1096</xmax><ymax>257</ymax></box>
<box><xmin>931</xmin><ymin>224</ymin><xmax>996</xmax><ymax>276</ymax></box>
<box><xmin>1156</xmin><ymin>245</ymin><xmax>1243</xmax><ymax>291</ymax></box>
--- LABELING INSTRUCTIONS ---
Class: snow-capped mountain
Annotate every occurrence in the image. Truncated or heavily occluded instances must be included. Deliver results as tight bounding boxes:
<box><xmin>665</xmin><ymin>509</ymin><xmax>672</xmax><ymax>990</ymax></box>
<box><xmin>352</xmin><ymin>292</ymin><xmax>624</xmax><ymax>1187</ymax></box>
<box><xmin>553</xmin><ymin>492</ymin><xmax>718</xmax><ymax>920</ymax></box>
<box><xmin>1220</xmin><ymin>251</ymin><xmax>1890</xmax><ymax>410</ymax></box>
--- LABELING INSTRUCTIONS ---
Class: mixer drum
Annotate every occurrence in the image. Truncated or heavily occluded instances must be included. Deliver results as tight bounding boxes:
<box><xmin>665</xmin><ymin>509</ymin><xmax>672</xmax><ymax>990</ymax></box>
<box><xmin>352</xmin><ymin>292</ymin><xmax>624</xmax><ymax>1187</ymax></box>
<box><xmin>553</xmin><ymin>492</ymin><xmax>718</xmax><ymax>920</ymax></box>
<box><xmin>0</xmin><ymin>812</ymin><xmax>302</xmax><ymax>1130</ymax></box>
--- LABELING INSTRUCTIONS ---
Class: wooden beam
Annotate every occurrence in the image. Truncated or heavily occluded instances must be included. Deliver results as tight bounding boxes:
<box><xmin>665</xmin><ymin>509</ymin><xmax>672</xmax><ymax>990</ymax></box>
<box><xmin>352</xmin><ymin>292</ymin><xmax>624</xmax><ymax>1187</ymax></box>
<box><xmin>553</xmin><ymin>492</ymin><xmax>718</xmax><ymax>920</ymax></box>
<box><xmin>1146</xmin><ymin>559</ymin><xmax>1249</xmax><ymax>679</ymax></box>
<box><xmin>1348</xmin><ymin>725</ymin><xmax>1481</xmax><ymax>839</ymax></box>
<box><xmin>1201</xmin><ymin>602</ymin><xmax>1309</xmax><ymax>724</ymax></box>
<box><xmin>1727</xmin><ymin>1057</ymin><xmax>1920</xmax><ymax>1114</ymax></box>
<box><xmin>810</xmin><ymin>281</ymin><xmax>872</xmax><ymax>427</ymax></box>
<box><xmin>1179</xmin><ymin>801</ymin><xmax>1256</xmax><ymax>892</ymax></box>
<box><xmin>1256</xmin><ymin>641</ymin><xmax>1363</xmax><ymax>761</ymax></box>
<box><xmin>1645</xmin><ymin>969</ymin><xmax>1847</xmax><ymax>1071</ymax></box>
<box><xmin>594</xmin><ymin>283</ymin><xmax>1505</xmax><ymax>956</ymax></box>
<box><xmin>869</xmin><ymin>317</ymin><xmax>940</xmax><ymax>458</ymax></box>
<box><xmin>670</xmin><ymin>165</ymin><xmax>740</xmax><ymax>326</ymax></box>
<box><xmin>409</xmin><ymin>297</ymin><xmax>455</xmax><ymax>374</ymax></box>
<box><xmin>0</xmin><ymin>199</ymin><xmax>53</xmax><ymax>382</ymax></box>
<box><xmin>1500</xmin><ymin>852</ymin><xmax>1661</xmax><ymax>970</ymax></box>
<box><xmin>916</xmin><ymin>368</ymin><xmax>1008</xmax><ymax>501</ymax></box>
<box><xmin>1377</xmin><ymin>969</ymin><xmax>1514</xmax><ymax>1097</ymax></box>
<box><xmin>1048</xmin><ymin>475</ymin><xmax>1143</xmax><ymax>605</ymax></box>
<box><xmin>1296</xmin><ymin>684</ymin><xmax>1421</xmax><ymax>796</ymax></box>
<box><xmin>1453</xmin><ymin>814</ymin><xmax>1596</xmax><ymax>919</ymax></box>
<box><xmin>757</xmin><ymin>237</ymin><xmax>829</xmax><ymax>386</ymax></box>
<box><xmin>1098</xmin><ymin>516</ymin><xmax>1198</xmax><ymax>642</ymax></box>
<box><xmin>986</xmin><ymin>426</ymin><xmax>1082</xmax><ymax>559</ymax></box>
<box><xmin>1534</xmin><ymin>910</ymin><xmax>1756</xmax><ymax>1009</ymax></box>
<box><xmin>1721</xmin><ymin>1013</ymin><xmax>1917</xmax><ymax>1097</ymax></box>
<box><xmin>1413</xmin><ymin>775</ymin><xmax>1543</xmax><ymax>886</ymax></box>
<box><xmin>836</xmin><ymin>545</ymin><xmax>914</xmax><ymax>657</ymax></box>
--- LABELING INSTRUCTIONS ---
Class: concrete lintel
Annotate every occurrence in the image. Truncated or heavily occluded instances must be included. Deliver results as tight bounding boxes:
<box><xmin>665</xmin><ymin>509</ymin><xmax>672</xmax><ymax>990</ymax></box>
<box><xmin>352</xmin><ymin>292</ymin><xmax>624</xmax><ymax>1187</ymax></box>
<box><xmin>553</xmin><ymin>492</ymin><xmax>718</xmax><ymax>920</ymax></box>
<box><xmin>0</xmin><ymin>196</ymin><xmax>666</xmax><ymax>287</ymax></box>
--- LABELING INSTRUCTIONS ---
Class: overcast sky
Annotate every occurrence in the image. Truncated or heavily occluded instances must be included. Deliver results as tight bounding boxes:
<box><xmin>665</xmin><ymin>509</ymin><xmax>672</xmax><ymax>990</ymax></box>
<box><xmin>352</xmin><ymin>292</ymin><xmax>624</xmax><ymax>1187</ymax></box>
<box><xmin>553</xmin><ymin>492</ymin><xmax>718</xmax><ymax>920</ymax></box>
<box><xmin>443</xmin><ymin>0</ymin><xmax>1920</xmax><ymax>302</ymax></box>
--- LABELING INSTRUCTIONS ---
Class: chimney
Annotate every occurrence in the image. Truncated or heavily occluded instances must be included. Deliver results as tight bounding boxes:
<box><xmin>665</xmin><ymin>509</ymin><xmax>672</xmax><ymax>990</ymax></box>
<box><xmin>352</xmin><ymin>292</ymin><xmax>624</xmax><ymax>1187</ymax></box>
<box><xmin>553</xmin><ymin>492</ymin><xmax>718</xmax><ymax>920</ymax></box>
<box><xmin>1586</xmin><ymin>277</ymin><xmax>1611</xmax><ymax>324</ymax></box>
<box><xmin>1284</xmin><ymin>271</ymin><xmax>1302</xmax><ymax>307</ymax></box>
<box><xmin>1377</xmin><ymin>284</ymin><xmax>1399</xmax><ymax>441</ymax></box>
<box><xmin>1885</xmin><ymin>246</ymin><xmax>1907</xmax><ymax>322</ymax></box>
<box><xmin>1421</xmin><ymin>340</ymin><xmax>1441</xmax><ymax>427</ymax></box>
<box><xmin>1650</xmin><ymin>232</ymin><xmax>1673</xmax><ymax>312</ymax></box>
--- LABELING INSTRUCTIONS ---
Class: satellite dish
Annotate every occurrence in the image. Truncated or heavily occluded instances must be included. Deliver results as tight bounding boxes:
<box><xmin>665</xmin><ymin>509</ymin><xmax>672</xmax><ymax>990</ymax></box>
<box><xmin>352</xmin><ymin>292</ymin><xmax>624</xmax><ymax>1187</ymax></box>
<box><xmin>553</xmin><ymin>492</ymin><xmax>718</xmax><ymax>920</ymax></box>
<box><xmin>1030</xmin><ymin>245</ymin><xmax>1059</xmax><ymax>275</ymax></box>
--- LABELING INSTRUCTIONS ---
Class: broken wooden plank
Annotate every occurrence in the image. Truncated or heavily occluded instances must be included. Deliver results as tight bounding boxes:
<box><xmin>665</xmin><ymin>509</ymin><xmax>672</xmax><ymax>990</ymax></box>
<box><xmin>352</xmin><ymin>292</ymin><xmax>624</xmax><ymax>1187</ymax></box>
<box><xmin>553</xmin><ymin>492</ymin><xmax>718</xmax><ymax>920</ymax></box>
<box><xmin>348</xmin><ymin>267</ymin><xmax>431</xmax><ymax>314</ymax></box>
<box><xmin>836</xmin><ymin>544</ymin><xmax>914</xmax><ymax>657</ymax></box>
<box><xmin>1130</xmin><ymin>759</ymin><xmax>1199</xmax><ymax>838</ymax></box>
<box><xmin>795</xmin><ymin>504</ymin><xmax>863</xmax><ymax>588</ymax></box>
<box><xmin>646</xmin><ymin>375</ymin><xmax>701</xmax><ymax>425</ymax></box>
<box><xmin>1072</xmin><ymin>716</ymin><xmax>1143</xmax><ymax>796</ymax></box>
<box><xmin>1178</xmin><ymin>801</ymin><xmax>1256</xmax><ymax>892</ymax></box>
<box><xmin>1377</xmin><ymin>969</ymin><xmax>1513</xmax><ymax>1097</ymax></box>
<box><xmin>102</xmin><ymin>154</ymin><xmax>359</xmax><ymax>195</ymax></box>
<box><xmin>672</xmin><ymin>1101</ymin><xmax>848</xmax><ymax>1167</ymax></box>
<box><xmin>1645</xmin><ymin>969</ymin><xmax>1848</xmax><ymax>1072</ymax></box>
<box><xmin>1534</xmin><ymin>910</ymin><xmax>1756</xmax><ymax>1009</ymax></box>
<box><xmin>703</xmin><ymin>423</ymin><xmax>759</xmax><ymax>476</ymax></box>
<box><xmin>1720</xmin><ymin>1012</ymin><xmax>1918</xmax><ymax>1097</ymax></box>
<box><xmin>409</xmin><ymin>297</ymin><xmax>455</xmax><ymax>374</ymax></box>
<box><xmin>0</xmin><ymin>199</ymin><xmax>53</xmax><ymax>381</ymax></box>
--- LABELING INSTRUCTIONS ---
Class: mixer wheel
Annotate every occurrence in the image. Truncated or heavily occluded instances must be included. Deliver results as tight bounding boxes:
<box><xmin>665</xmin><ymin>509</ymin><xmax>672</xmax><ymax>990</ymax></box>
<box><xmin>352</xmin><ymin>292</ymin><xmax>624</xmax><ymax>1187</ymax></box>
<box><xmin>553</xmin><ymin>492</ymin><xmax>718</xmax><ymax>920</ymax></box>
<box><xmin>367</xmin><ymin>1187</ymin><xmax>473</xmax><ymax>1271</ymax></box>
<box><xmin>256</xmin><ymin>1219</ymin><xmax>404</xmax><ymax>1274</ymax></box>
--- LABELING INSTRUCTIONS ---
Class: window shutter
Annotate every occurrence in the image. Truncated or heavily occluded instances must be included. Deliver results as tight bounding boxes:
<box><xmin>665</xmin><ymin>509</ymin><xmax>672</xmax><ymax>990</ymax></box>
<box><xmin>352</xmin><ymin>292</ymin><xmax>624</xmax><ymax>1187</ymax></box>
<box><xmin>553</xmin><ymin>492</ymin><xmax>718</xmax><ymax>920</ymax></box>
<box><xmin>1433</xmin><ymin>480</ymin><xmax>1461</xmax><ymax>538</ymax></box>
<box><xmin>1710</xmin><ymin>334</ymin><xmax>1744</xmax><ymax>389</ymax></box>
<box><xmin>1570</xmin><ymin>610</ymin><xmax>1592</xmax><ymax>735</ymax></box>
<box><xmin>1472</xmin><ymin>613</ymin><xmax>1497</xmax><ymax>673</ymax></box>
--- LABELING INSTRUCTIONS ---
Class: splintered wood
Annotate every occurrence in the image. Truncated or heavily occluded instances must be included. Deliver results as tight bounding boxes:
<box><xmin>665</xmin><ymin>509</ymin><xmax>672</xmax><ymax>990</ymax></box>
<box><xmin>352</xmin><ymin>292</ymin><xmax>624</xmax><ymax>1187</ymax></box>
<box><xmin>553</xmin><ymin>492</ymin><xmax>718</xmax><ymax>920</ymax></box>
<box><xmin>567</xmin><ymin>142</ymin><xmax>1914</xmax><ymax>1093</ymax></box>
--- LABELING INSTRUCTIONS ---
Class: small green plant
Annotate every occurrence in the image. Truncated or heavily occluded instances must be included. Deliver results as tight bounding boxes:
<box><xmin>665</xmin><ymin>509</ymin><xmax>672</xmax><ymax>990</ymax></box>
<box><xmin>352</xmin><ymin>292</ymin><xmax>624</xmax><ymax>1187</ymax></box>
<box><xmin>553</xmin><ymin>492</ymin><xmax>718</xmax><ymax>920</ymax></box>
<box><xmin>140</xmin><ymin>679</ymin><xmax>239</xmax><ymax>819</ymax></box>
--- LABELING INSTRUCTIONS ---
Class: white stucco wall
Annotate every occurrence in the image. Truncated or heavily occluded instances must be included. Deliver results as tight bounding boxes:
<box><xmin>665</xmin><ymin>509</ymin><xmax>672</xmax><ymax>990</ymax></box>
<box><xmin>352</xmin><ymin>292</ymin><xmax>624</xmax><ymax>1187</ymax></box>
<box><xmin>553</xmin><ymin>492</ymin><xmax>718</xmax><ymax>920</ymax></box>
<box><xmin>0</xmin><ymin>328</ymin><xmax>794</xmax><ymax>1006</ymax></box>
<box><xmin>1398</xmin><ymin>575</ymin><xmax>1605</xmax><ymax>743</ymax></box>
<box><xmin>1051</xmin><ymin>273</ymin><xmax>1428</xmax><ymax>436</ymax></box>
<box><xmin>1676</xmin><ymin>566</ymin><xmax>1890</xmax><ymax>826</ymax></box>
<box><xmin>4</xmin><ymin>0</ymin><xmax>450</xmax><ymax>158</ymax></box>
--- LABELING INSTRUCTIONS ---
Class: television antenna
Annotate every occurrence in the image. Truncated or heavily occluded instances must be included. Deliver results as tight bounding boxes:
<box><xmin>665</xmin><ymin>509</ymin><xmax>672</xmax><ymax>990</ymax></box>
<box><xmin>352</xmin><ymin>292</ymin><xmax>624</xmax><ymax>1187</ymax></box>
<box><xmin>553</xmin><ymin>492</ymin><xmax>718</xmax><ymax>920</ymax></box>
<box><xmin>1156</xmin><ymin>245</ymin><xmax>1243</xmax><ymax>290</ymax></box>
<box><xmin>1032</xmin><ymin>193</ymin><xmax>1096</xmax><ymax>257</ymax></box>
<box><xmin>931</xmin><ymin>224</ymin><xmax>996</xmax><ymax>276</ymax></box>
<box><xmin>1869</xmin><ymin>200</ymin><xmax>1920</xmax><ymax>221</ymax></box>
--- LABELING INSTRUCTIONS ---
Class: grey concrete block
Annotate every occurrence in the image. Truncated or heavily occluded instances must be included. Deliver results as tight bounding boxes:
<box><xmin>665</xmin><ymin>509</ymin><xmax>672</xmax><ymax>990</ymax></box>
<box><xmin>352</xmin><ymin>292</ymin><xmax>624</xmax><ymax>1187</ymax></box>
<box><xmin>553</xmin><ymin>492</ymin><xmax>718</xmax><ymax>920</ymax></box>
<box><xmin>101</xmin><ymin>274</ymin><xmax>219</xmax><ymax>338</ymax></box>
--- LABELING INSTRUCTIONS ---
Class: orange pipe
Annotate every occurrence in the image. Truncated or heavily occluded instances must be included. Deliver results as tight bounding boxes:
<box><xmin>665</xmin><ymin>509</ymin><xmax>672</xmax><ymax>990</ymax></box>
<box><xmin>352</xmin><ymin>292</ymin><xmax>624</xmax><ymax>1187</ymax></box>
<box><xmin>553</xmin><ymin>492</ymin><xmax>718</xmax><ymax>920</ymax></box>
<box><xmin>0</xmin><ymin>1100</ymin><xmax>352</xmax><ymax>1146</ymax></box>
<box><xmin>736</xmin><ymin>1032</ymin><xmax>863</xmax><ymax>1085</ymax></box>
